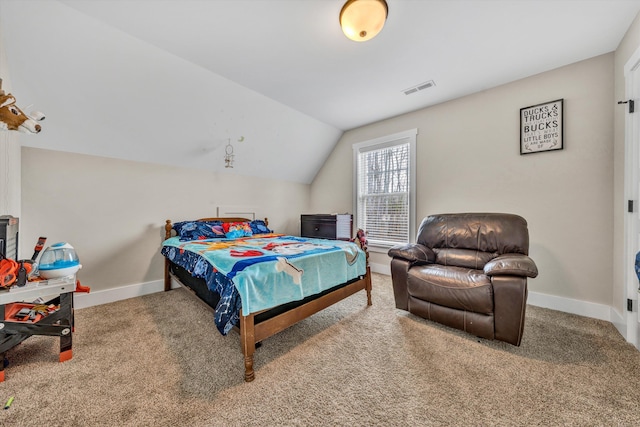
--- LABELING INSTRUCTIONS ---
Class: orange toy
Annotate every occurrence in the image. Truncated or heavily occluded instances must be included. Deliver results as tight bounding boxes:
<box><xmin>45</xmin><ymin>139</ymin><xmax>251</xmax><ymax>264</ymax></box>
<box><xmin>75</xmin><ymin>280</ymin><xmax>90</xmax><ymax>293</ymax></box>
<box><xmin>0</xmin><ymin>258</ymin><xmax>18</xmax><ymax>288</ymax></box>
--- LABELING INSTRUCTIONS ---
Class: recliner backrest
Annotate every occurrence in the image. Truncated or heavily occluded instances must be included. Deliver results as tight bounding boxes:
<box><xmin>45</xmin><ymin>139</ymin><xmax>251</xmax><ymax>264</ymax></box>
<box><xmin>416</xmin><ymin>213</ymin><xmax>530</xmax><ymax>269</ymax></box>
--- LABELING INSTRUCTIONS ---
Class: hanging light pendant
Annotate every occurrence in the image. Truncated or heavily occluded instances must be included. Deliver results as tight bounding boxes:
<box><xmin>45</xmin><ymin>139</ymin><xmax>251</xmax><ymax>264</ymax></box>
<box><xmin>224</xmin><ymin>139</ymin><xmax>234</xmax><ymax>168</ymax></box>
<box><xmin>340</xmin><ymin>0</ymin><xmax>388</xmax><ymax>42</ymax></box>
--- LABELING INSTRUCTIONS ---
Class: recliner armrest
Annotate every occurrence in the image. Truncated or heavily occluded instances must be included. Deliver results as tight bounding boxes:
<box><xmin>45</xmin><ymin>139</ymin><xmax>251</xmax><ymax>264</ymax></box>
<box><xmin>484</xmin><ymin>254</ymin><xmax>538</xmax><ymax>278</ymax></box>
<box><xmin>388</xmin><ymin>243</ymin><xmax>435</xmax><ymax>264</ymax></box>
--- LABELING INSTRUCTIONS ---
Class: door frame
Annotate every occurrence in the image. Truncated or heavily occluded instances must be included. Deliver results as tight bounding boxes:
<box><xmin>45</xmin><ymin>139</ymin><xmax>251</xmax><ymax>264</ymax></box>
<box><xmin>623</xmin><ymin>46</ymin><xmax>640</xmax><ymax>349</ymax></box>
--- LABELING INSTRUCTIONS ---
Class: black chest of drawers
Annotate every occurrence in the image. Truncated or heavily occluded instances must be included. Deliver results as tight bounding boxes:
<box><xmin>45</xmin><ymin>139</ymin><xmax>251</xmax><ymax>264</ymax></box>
<box><xmin>300</xmin><ymin>214</ymin><xmax>352</xmax><ymax>240</ymax></box>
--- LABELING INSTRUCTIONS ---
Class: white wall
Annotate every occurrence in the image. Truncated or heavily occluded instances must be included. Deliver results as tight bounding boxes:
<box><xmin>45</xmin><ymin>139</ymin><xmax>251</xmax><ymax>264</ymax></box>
<box><xmin>10</xmin><ymin>16</ymin><xmax>637</xmax><ymax>326</ymax></box>
<box><xmin>2</xmin><ymin>0</ymin><xmax>342</xmax><ymax>186</ymax></box>
<box><xmin>0</xmin><ymin>27</ymin><xmax>21</xmax><ymax>219</ymax></box>
<box><xmin>20</xmin><ymin>147</ymin><xmax>309</xmax><ymax>294</ymax></box>
<box><xmin>613</xmin><ymin>12</ymin><xmax>640</xmax><ymax>321</ymax></box>
<box><xmin>311</xmin><ymin>54</ymin><xmax>615</xmax><ymax>312</ymax></box>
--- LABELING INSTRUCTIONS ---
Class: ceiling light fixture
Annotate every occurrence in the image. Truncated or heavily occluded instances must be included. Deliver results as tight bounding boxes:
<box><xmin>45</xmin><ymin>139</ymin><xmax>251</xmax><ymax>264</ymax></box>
<box><xmin>340</xmin><ymin>0</ymin><xmax>388</xmax><ymax>42</ymax></box>
<box><xmin>224</xmin><ymin>139</ymin><xmax>235</xmax><ymax>168</ymax></box>
<box><xmin>224</xmin><ymin>136</ymin><xmax>244</xmax><ymax>169</ymax></box>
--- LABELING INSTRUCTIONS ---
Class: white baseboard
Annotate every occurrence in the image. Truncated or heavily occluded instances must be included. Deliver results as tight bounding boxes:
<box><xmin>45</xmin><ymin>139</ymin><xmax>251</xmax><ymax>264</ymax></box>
<box><xmin>610</xmin><ymin>306</ymin><xmax>627</xmax><ymax>339</ymax></box>
<box><xmin>373</xmin><ymin>269</ymin><xmax>618</xmax><ymax>324</ymax></box>
<box><xmin>526</xmin><ymin>291</ymin><xmax>612</xmax><ymax>322</ymax></box>
<box><xmin>74</xmin><ymin>279</ymin><xmax>179</xmax><ymax>310</ymax></box>
<box><xmin>370</xmin><ymin>261</ymin><xmax>390</xmax><ymax>275</ymax></box>
<box><xmin>74</xmin><ymin>271</ymin><xmax>615</xmax><ymax>329</ymax></box>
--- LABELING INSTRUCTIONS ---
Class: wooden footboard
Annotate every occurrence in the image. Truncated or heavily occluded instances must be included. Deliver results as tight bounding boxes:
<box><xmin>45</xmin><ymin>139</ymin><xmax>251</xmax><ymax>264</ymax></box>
<box><xmin>240</xmin><ymin>271</ymin><xmax>371</xmax><ymax>381</ymax></box>
<box><xmin>163</xmin><ymin>217</ymin><xmax>372</xmax><ymax>382</ymax></box>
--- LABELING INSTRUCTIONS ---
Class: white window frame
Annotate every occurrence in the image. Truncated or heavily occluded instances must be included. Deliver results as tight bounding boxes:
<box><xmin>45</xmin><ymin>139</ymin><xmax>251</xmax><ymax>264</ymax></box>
<box><xmin>352</xmin><ymin>129</ymin><xmax>417</xmax><ymax>252</ymax></box>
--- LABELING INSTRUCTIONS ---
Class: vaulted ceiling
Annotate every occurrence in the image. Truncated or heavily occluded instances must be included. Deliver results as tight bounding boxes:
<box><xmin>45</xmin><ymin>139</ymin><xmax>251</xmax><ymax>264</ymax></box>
<box><xmin>1</xmin><ymin>0</ymin><xmax>639</xmax><ymax>184</ymax></box>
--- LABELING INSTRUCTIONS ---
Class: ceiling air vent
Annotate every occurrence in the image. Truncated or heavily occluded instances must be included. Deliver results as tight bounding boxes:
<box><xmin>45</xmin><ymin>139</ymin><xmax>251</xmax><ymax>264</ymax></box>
<box><xmin>403</xmin><ymin>80</ymin><xmax>435</xmax><ymax>95</ymax></box>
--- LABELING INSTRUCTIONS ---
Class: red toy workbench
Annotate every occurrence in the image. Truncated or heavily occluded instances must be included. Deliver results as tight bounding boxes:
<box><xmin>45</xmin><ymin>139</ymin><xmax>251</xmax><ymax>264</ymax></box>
<box><xmin>0</xmin><ymin>275</ymin><xmax>77</xmax><ymax>382</ymax></box>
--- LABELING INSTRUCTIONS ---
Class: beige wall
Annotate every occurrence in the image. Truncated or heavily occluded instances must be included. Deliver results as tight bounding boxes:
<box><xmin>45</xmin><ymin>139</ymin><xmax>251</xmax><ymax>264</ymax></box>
<box><xmin>20</xmin><ymin>147</ymin><xmax>309</xmax><ymax>293</ymax></box>
<box><xmin>613</xmin><ymin>13</ymin><xmax>640</xmax><ymax>316</ymax></box>
<box><xmin>311</xmin><ymin>53</ymin><xmax>615</xmax><ymax>307</ymax></box>
<box><xmin>0</xmin><ymin>28</ymin><xmax>21</xmax><ymax>218</ymax></box>
<box><xmin>13</xmin><ymin>18</ymin><xmax>640</xmax><ymax>318</ymax></box>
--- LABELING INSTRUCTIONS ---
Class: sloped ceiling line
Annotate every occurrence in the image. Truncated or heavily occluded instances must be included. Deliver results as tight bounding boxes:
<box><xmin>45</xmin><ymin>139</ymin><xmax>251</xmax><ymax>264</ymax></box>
<box><xmin>2</xmin><ymin>0</ymin><xmax>639</xmax><ymax>184</ymax></box>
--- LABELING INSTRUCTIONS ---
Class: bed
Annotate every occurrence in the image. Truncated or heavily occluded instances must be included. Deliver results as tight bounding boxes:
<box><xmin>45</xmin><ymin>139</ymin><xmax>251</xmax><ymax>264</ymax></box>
<box><xmin>162</xmin><ymin>217</ymin><xmax>372</xmax><ymax>382</ymax></box>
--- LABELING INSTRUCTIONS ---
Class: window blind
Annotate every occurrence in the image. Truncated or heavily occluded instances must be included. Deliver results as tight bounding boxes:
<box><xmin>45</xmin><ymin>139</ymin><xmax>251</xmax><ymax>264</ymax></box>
<box><xmin>356</xmin><ymin>140</ymin><xmax>410</xmax><ymax>246</ymax></box>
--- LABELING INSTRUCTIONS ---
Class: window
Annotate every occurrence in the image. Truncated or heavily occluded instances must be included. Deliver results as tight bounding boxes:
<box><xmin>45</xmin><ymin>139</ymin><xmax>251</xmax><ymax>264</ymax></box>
<box><xmin>353</xmin><ymin>129</ymin><xmax>417</xmax><ymax>249</ymax></box>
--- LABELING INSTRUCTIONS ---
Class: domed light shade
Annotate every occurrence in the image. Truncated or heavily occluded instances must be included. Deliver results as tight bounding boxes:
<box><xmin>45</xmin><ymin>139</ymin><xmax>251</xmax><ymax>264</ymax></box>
<box><xmin>340</xmin><ymin>0</ymin><xmax>388</xmax><ymax>42</ymax></box>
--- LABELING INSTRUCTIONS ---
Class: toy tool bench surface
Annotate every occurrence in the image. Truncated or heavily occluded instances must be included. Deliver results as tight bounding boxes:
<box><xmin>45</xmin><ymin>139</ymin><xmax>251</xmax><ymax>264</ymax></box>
<box><xmin>0</xmin><ymin>275</ymin><xmax>79</xmax><ymax>382</ymax></box>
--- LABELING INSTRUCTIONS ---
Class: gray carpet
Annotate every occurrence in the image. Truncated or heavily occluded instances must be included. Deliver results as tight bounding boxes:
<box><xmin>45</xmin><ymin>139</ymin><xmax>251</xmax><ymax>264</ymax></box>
<box><xmin>1</xmin><ymin>273</ymin><xmax>639</xmax><ymax>426</ymax></box>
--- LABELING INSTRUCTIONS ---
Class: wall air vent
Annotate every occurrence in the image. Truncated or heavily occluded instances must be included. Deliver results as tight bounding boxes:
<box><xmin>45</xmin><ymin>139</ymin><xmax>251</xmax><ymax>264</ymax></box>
<box><xmin>403</xmin><ymin>80</ymin><xmax>435</xmax><ymax>95</ymax></box>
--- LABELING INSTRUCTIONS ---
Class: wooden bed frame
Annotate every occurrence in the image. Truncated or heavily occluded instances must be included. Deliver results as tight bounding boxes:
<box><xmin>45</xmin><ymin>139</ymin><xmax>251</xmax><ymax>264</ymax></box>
<box><xmin>163</xmin><ymin>217</ymin><xmax>372</xmax><ymax>382</ymax></box>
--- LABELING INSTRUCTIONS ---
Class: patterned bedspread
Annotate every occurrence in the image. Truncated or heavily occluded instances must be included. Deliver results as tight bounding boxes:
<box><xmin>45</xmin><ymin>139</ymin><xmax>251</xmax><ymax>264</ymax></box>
<box><xmin>161</xmin><ymin>234</ymin><xmax>366</xmax><ymax>335</ymax></box>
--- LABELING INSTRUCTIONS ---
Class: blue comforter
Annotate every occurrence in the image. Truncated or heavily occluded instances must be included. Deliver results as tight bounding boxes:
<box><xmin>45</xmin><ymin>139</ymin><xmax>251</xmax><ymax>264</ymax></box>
<box><xmin>162</xmin><ymin>234</ymin><xmax>366</xmax><ymax>335</ymax></box>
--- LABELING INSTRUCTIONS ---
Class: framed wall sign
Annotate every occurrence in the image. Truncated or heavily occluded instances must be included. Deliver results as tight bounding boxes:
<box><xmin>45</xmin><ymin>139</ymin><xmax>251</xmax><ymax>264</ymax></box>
<box><xmin>520</xmin><ymin>98</ymin><xmax>563</xmax><ymax>155</ymax></box>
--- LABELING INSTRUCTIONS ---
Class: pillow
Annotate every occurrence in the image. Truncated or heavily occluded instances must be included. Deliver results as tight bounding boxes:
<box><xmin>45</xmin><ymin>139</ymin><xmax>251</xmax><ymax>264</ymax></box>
<box><xmin>222</xmin><ymin>222</ymin><xmax>253</xmax><ymax>239</ymax></box>
<box><xmin>173</xmin><ymin>220</ymin><xmax>225</xmax><ymax>241</ymax></box>
<box><xmin>249</xmin><ymin>219</ymin><xmax>273</xmax><ymax>235</ymax></box>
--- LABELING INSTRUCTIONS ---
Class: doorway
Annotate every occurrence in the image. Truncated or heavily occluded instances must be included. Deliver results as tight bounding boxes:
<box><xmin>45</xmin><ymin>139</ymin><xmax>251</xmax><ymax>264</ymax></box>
<box><xmin>623</xmin><ymin>46</ymin><xmax>640</xmax><ymax>349</ymax></box>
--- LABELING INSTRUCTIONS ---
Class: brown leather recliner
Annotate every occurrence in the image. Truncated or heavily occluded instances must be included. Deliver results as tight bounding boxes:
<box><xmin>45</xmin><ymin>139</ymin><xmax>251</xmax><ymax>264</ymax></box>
<box><xmin>388</xmin><ymin>213</ymin><xmax>538</xmax><ymax>346</ymax></box>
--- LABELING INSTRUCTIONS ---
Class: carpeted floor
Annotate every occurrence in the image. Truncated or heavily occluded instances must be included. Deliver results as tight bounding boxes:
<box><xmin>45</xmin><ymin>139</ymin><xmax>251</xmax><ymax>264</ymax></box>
<box><xmin>0</xmin><ymin>273</ymin><xmax>639</xmax><ymax>426</ymax></box>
